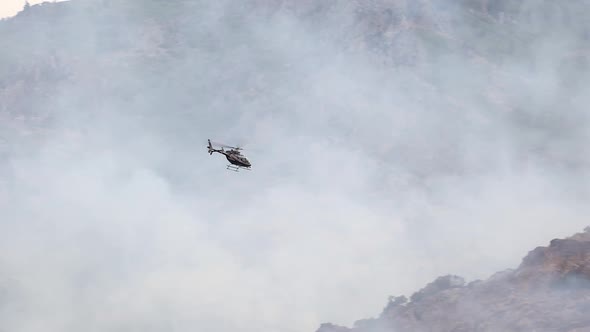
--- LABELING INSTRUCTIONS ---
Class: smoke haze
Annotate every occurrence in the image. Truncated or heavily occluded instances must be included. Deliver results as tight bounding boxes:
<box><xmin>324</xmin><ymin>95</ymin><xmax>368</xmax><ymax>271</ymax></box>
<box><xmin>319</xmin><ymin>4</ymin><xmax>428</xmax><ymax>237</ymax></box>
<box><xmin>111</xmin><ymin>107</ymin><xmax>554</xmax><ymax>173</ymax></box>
<box><xmin>1</xmin><ymin>1</ymin><xmax>589</xmax><ymax>331</ymax></box>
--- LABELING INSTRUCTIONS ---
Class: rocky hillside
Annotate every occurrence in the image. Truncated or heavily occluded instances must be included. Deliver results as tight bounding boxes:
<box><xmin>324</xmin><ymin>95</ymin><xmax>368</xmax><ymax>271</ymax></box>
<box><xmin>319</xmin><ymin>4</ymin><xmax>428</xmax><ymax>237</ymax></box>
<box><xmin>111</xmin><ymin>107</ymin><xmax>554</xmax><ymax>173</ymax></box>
<box><xmin>1</xmin><ymin>0</ymin><xmax>589</xmax><ymax>173</ymax></box>
<box><xmin>318</xmin><ymin>227</ymin><xmax>590</xmax><ymax>332</ymax></box>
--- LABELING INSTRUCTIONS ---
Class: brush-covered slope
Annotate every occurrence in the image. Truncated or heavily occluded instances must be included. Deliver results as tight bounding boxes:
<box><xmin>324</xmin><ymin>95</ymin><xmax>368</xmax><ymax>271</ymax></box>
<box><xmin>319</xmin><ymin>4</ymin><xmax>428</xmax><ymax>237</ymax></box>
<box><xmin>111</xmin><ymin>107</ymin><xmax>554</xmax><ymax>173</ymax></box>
<box><xmin>318</xmin><ymin>227</ymin><xmax>590</xmax><ymax>332</ymax></box>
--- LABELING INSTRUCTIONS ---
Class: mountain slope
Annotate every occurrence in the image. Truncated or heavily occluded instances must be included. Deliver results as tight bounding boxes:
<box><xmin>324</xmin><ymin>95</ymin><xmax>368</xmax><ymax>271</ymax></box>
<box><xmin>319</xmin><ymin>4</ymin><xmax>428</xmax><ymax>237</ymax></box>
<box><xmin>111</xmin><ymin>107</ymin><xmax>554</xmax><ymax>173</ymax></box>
<box><xmin>1</xmin><ymin>0</ymin><xmax>589</xmax><ymax>177</ymax></box>
<box><xmin>318</xmin><ymin>227</ymin><xmax>590</xmax><ymax>332</ymax></box>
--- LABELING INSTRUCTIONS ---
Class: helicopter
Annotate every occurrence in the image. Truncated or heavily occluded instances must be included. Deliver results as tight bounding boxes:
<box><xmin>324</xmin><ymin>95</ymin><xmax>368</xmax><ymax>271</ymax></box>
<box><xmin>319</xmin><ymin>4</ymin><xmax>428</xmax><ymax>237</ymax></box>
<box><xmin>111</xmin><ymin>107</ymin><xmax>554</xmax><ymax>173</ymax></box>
<box><xmin>207</xmin><ymin>139</ymin><xmax>252</xmax><ymax>172</ymax></box>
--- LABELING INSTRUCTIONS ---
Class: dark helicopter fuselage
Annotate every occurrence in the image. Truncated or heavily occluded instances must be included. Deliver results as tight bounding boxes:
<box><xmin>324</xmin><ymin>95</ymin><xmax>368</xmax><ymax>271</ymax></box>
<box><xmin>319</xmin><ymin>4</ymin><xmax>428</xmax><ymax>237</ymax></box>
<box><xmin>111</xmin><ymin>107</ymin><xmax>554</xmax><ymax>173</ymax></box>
<box><xmin>224</xmin><ymin>150</ymin><xmax>251</xmax><ymax>168</ymax></box>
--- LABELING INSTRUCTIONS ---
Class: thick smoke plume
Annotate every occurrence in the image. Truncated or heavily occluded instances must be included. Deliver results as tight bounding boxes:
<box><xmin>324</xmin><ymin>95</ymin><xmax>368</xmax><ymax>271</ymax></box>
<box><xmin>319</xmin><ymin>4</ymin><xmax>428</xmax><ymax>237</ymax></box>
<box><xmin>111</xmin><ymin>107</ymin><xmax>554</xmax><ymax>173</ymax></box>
<box><xmin>0</xmin><ymin>1</ymin><xmax>589</xmax><ymax>331</ymax></box>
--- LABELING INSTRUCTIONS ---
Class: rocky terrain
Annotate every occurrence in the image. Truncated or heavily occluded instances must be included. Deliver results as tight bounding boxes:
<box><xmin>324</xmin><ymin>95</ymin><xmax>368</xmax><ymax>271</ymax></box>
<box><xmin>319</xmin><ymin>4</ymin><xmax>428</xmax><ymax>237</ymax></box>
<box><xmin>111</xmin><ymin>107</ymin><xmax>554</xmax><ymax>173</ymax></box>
<box><xmin>318</xmin><ymin>227</ymin><xmax>590</xmax><ymax>332</ymax></box>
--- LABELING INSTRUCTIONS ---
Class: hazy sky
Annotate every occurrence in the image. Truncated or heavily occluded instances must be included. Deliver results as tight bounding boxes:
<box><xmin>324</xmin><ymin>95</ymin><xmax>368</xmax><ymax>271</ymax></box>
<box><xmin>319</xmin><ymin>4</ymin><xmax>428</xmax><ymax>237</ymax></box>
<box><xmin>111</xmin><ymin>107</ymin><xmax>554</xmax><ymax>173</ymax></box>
<box><xmin>0</xmin><ymin>0</ymin><xmax>65</xmax><ymax>18</ymax></box>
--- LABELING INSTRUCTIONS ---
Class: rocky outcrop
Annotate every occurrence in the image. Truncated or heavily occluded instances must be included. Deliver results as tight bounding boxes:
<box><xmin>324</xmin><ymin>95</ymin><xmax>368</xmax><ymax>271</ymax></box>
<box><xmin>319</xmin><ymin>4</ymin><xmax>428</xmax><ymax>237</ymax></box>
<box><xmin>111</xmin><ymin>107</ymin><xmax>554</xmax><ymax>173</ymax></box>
<box><xmin>318</xmin><ymin>227</ymin><xmax>590</xmax><ymax>332</ymax></box>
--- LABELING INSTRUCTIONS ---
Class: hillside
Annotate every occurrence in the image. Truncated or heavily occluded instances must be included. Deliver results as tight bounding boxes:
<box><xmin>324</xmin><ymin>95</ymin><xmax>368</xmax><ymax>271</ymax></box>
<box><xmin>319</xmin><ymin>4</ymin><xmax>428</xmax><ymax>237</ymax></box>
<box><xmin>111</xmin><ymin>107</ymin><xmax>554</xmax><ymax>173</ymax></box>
<box><xmin>317</xmin><ymin>227</ymin><xmax>590</xmax><ymax>332</ymax></box>
<box><xmin>1</xmin><ymin>0</ymin><xmax>589</xmax><ymax>175</ymax></box>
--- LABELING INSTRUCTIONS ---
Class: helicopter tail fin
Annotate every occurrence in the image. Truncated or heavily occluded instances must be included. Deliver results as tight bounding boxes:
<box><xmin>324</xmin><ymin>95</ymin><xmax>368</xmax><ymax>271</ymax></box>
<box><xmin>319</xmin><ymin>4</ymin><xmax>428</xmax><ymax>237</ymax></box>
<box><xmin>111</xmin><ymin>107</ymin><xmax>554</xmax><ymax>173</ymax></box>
<box><xmin>207</xmin><ymin>139</ymin><xmax>213</xmax><ymax>155</ymax></box>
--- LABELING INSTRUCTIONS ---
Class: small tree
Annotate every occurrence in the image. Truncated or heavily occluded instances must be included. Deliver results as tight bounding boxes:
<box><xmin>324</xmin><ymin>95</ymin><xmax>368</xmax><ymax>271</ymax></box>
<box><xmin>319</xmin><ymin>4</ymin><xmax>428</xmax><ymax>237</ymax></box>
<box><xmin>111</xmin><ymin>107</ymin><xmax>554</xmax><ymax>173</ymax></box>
<box><xmin>23</xmin><ymin>1</ymin><xmax>31</xmax><ymax>11</ymax></box>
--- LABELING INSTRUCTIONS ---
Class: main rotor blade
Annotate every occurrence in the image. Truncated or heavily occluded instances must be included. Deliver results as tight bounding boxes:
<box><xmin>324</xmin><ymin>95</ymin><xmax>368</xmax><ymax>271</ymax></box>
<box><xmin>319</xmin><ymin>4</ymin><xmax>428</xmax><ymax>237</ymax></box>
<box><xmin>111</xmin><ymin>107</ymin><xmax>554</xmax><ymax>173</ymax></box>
<box><xmin>209</xmin><ymin>140</ymin><xmax>242</xmax><ymax>150</ymax></box>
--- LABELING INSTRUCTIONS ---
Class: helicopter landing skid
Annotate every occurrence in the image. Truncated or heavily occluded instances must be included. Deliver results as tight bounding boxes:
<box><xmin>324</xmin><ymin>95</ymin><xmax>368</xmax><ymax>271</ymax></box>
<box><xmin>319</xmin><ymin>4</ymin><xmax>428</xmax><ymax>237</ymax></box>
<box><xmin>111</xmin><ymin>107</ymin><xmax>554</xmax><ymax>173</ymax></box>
<box><xmin>226</xmin><ymin>164</ymin><xmax>250</xmax><ymax>172</ymax></box>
